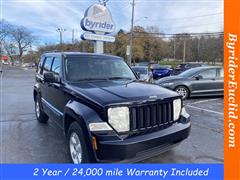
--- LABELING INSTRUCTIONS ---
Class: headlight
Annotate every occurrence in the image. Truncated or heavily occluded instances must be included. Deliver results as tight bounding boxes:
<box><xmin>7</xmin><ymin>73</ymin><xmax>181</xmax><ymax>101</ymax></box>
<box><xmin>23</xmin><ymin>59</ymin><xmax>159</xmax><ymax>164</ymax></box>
<box><xmin>108</xmin><ymin>107</ymin><xmax>129</xmax><ymax>133</ymax></box>
<box><xmin>173</xmin><ymin>99</ymin><xmax>182</xmax><ymax>121</ymax></box>
<box><xmin>161</xmin><ymin>82</ymin><xmax>174</xmax><ymax>86</ymax></box>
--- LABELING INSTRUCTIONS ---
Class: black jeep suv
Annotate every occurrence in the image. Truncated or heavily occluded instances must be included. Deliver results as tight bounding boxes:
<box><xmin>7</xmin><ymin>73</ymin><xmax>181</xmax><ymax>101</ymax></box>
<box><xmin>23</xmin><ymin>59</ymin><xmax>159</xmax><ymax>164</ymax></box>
<box><xmin>33</xmin><ymin>52</ymin><xmax>191</xmax><ymax>163</ymax></box>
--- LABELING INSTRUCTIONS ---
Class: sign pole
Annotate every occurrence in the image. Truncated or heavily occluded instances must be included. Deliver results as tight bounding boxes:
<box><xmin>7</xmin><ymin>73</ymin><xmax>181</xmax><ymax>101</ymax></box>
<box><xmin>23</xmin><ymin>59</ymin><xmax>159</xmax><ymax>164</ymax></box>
<box><xmin>94</xmin><ymin>41</ymin><xmax>104</xmax><ymax>54</ymax></box>
<box><xmin>129</xmin><ymin>0</ymin><xmax>135</xmax><ymax>65</ymax></box>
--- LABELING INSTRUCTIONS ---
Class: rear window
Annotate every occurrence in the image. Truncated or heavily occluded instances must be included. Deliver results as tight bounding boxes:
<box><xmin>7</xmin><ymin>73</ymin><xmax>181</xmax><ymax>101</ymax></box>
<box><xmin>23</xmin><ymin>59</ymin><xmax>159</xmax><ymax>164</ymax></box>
<box><xmin>219</xmin><ymin>68</ymin><xmax>224</xmax><ymax>77</ymax></box>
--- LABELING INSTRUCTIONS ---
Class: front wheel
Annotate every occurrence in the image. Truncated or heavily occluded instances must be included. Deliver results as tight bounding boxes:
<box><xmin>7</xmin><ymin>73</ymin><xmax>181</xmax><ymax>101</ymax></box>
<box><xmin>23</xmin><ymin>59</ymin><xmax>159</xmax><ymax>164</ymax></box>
<box><xmin>67</xmin><ymin>122</ymin><xmax>91</xmax><ymax>164</ymax></box>
<box><xmin>175</xmin><ymin>86</ymin><xmax>189</xmax><ymax>100</ymax></box>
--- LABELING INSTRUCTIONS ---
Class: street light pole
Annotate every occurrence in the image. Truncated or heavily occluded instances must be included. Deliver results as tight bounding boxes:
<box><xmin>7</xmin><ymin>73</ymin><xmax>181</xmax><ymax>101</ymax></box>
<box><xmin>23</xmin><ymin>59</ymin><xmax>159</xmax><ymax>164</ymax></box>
<box><xmin>72</xmin><ymin>29</ymin><xmax>75</xmax><ymax>44</ymax></box>
<box><xmin>129</xmin><ymin>0</ymin><xmax>135</xmax><ymax>65</ymax></box>
<box><xmin>197</xmin><ymin>37</ymin><xmax>200</xmax><ymax>62</ymax></box>
<box><xmin>183</xmin><ymin>38</ymin><xmax>186</xmax><ymax>63</ymax></box>
<box><xmin>56</xmin><ymin>28</ymin><xmax>66</xmax><ymax>51</ymax></box>
<box><xmin>173</xmin><ymin>39</ymin><xmax>176</xmax><ymax>60</ymax></box>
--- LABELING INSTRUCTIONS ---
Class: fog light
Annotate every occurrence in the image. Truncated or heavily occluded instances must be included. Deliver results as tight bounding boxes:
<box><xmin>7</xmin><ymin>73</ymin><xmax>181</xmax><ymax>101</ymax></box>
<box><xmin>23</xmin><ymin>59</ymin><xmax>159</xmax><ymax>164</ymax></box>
<box><xmin>89</xmin><ymin>122</ymin><xmax>112</xmax><ymax>132</ymax></box>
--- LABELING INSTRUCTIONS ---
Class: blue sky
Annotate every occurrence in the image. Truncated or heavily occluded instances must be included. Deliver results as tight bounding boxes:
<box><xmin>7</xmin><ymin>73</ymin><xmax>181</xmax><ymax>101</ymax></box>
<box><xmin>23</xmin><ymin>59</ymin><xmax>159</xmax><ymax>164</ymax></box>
<box><xmin>1</xmin><ymin>0</ymin><xmax>223</xmax><ymax>46</ymax></box>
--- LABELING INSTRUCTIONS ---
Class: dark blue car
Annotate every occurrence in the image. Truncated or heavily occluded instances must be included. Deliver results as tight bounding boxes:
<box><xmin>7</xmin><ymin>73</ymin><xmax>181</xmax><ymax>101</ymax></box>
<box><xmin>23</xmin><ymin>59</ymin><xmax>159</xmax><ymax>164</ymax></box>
<box><xmin>151</xmin><ymin>65</ymin><xmax>173</xmax><ymax>79</ymax></box>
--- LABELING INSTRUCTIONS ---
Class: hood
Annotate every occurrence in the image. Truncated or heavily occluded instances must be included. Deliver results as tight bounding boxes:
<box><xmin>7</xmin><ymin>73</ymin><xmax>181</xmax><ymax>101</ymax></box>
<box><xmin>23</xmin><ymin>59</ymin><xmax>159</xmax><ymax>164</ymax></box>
<box><xmin>156</xmin><ymin>75</ymin><xmax>185</xmax><ymax>84</ymax></box>
<box><xmin>68</xmin><ymin>80</ymin><xmax>178</xmax><ymax>106</ymax></box>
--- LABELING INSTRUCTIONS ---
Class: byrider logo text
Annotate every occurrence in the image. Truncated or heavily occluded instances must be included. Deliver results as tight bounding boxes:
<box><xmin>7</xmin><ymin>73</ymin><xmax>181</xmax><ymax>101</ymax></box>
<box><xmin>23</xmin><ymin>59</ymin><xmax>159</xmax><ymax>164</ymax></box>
<box><xmin>83</xmin><ymin>18</ymin><xmax>114</xmax><ymax>31</ymax></box>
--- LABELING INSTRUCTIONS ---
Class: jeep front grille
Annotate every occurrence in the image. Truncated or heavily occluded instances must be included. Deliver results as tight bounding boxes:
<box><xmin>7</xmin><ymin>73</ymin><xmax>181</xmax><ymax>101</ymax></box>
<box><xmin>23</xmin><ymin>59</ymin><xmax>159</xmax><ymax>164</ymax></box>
<box><xmin>129</xmin><ymin>101</ymin><xmax>174</xmax><ymax>132</ymax></box>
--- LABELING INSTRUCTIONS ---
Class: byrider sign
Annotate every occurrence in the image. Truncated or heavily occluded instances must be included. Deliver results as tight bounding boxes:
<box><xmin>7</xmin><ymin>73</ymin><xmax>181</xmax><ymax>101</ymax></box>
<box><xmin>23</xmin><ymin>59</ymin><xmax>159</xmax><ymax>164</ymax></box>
<box><xmin>81</xmin><ymin>4</ymin><xmax>115</xmax><ymax>33</ymax></box>
<box><xmin>81</xmin><ymin>3</ymin><xmax>115</xmax><ymax>44</ymax></box>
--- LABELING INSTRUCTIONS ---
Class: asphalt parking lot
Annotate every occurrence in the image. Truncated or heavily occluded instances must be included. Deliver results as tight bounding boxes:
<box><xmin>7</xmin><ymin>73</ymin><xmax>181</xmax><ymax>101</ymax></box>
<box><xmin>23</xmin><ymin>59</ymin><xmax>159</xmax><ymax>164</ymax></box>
<box><xmin>0</xmin><ymin>66</ymin><xmax>223</xmax><ymax>163</ymax></box>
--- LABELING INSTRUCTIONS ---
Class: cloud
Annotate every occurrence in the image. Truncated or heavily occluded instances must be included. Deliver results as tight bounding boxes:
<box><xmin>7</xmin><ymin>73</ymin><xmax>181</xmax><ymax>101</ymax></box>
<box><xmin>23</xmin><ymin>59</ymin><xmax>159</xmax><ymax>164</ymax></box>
<box><xmin>2</xmin><ymin>0</ymin><xmax>223</xmax><ymax>45</ymax></box>
<box><xmin>133</xmin><ymin>0</ymin><xmax>223</xmax><ymax>33</ymax></box>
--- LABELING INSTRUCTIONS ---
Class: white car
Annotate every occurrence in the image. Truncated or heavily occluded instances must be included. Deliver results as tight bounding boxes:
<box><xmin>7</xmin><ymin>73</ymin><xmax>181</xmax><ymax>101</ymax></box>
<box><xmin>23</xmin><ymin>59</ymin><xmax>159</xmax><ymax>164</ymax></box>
<box><xmin>131</xmin><ymin>66</ymin><xmax>153</xmax><ymax>82</ymax></box>
<box><xmin>2</xmin><ymin>61</ymin><xmax>9</xmax><ymax>65</ymax></box>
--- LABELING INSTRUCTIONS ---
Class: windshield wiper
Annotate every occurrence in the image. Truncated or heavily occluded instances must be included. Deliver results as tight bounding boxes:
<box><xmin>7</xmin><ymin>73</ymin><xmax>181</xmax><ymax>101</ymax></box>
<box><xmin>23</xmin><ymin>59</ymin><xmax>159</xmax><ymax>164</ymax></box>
<box><xmin>108</xmin><ymin>77</ymin><xmax>133</xmax><ymax>80</ymax></box>
<box><xmin>72</xmin><ymin>77</ymin><xmax>134</xmax><ymax>82</ymax></box>
<box><xmin>74</xmin><ymin>78</ymin><xmax>108</xmax><ymax>81</ymax></box>
<box><xmin>125</xmin><ymin>79</ymin><xmax>138</xmax><ymax>85</ymax></box>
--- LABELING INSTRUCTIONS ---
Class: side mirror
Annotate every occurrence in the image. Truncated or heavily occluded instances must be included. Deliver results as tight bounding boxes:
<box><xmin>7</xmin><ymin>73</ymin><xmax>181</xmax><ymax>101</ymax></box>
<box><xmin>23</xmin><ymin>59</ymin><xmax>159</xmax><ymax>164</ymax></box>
<box><xmin>43</xmin><ymin>72</ymin><xmax>58</xmax><ymax>83</ymax></box>
<box><xmin>194</xmin><ymin>75</ymin><xmax>203</xmax><ymax>80</ymax></box>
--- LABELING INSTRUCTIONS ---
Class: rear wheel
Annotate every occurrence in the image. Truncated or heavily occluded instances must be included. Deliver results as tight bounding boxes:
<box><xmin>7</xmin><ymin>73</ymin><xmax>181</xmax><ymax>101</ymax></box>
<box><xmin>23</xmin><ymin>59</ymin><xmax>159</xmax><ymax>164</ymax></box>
<box><xmin>67</xmin><ymin>122</ymin><xmax>91</xmax><ymax>164</ymax></box>
<box><xmin>175</xmin><ymin>86</ymin><xmax>189</xmax><ymax>100</ymax></box>
<box><xmin>35</xmin><ymin>95</ymin><xmax>48</xmax><ymax>123</ymax></box>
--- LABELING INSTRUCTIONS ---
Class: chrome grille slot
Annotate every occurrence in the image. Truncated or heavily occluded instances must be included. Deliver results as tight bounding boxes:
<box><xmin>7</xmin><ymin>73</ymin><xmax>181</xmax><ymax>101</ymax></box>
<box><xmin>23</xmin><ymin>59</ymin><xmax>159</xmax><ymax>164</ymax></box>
<box><xmin>129</xmin><ymin>101</ymin><xmax>174</xmax><ymax>132</ymax></box>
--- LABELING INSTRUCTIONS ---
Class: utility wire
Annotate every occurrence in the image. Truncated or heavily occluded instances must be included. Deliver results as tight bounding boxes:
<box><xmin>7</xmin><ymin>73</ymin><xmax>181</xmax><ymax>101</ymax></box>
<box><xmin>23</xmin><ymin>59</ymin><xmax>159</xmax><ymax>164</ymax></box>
<box><xmin>133</xmin><ymin>34</ymin><xmax>223</xmax><ymax>39</ymax></box>
<box><xmin>142</xmin><ymin>12</ymin><xmax>223</xmax><ymax>21</ymax></box>
<box><xmin>132</xmin><ymin>31</ymin><xmax>223</xmax><ymax>35</ymax></box>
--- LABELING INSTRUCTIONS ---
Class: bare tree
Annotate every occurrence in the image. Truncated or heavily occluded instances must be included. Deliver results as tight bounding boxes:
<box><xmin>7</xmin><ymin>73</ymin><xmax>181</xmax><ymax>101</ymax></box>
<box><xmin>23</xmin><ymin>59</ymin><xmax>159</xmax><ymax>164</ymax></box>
<box><xmin>8</xmin><ymin>25</ymin><xmax>35</xmax><ymax>62</ymax></box>
<box><xmin>0</xmin><ymin>20</ymin><xmax>10</xmax><ymax>58</ymax></box>
<box><xmin>1</xmin><ymin>20</ymin><xmax>35</xmax><ymax>63</ymax></box>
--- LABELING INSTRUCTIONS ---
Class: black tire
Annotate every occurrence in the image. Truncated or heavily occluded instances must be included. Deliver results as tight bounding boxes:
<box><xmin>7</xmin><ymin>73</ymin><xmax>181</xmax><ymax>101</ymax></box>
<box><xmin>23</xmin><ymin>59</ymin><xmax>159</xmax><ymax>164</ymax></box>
<box><xmin>175</xmin><ymin>86</ymin><xmax>189</xmax><ymax>100</ymax></box>
<box><xmin>67</xmin><ymin>122</ymin><xmax>91</xmax><ymax>164</ymax></box>
<box><xmin>35</xmin><ymin>94</ymin><xmax>48</xmax><ymax>123</ymax></box>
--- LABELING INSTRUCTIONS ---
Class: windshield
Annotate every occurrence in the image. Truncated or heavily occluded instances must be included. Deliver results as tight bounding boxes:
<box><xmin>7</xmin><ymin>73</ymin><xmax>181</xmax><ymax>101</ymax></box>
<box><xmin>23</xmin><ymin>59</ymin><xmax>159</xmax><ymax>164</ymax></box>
<box><xmin>178</xmin><ymin>68</ymin><xmax>199</xmax><ymax>78</ymax></box>
<box><xmin>65</xmin><ymin>56</ymin><xmax>136</xmax><ymax>82</ymax></box>
<box><xmin>131</xmin><ymin>67</ymin><xmax>148</xmax><ymax>74</ymax></box>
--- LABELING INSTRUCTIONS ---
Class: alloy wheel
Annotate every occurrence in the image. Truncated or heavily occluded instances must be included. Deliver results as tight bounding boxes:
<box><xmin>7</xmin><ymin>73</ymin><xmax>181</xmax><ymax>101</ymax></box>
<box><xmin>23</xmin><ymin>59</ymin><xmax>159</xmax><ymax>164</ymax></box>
<box><xmin>176</xmin><ymin>87</ymin><xmax>188</xmax><ymax>99</ymax></box>
<box><xmin>69</xmin><ymin>132</ymin><xmax>82</xmax><ymax>164</ymax></box>
<box><xmin>35</xmin><ymin>101</ymin><xmax>40</xmax><ymax>118</ymax></box>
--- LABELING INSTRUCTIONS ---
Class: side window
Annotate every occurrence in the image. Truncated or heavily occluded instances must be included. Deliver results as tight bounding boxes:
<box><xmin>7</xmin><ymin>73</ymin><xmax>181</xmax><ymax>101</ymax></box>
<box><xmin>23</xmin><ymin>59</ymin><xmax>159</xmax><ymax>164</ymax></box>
<box><xmin>198</xmin><ymin>69</ymin><xmax>217</xmax><ymax>79</ymax></box>
<box><xmin>43</xmin><ymin>57</ymin><xmax>53</xmax><ymax>74</ymax></box>
<box><xmin>188</xmin><ymin>64</ymin><xmax>199</xmax><ymax>68</ymax></box>
<box><xmin>37</xmin><ymin>57</ymin><xmax>44</xmax><ymax>74</ymax></box>
<box><xmin>51</xmin><ymin>57</ymin><xmax>61</xmax><ymax>75</ymax></box>
<box><xmin>192</xmin><ymin>64</ymin><xmax>200</xmax><ymax>68</ymax></box>
<box><xmin>219</xmin><ymin>68</ymin><xmax>224</xmax><ymax>78</ymax></box>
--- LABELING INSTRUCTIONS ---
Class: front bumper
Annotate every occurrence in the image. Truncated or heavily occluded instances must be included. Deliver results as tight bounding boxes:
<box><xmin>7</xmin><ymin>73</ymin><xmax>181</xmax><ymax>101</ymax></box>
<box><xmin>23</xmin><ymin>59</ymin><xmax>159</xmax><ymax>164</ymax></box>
<box><xmin>95</xmin><ymin>117</ymin><xmax>191</xmax><ymax>163</ymax></box>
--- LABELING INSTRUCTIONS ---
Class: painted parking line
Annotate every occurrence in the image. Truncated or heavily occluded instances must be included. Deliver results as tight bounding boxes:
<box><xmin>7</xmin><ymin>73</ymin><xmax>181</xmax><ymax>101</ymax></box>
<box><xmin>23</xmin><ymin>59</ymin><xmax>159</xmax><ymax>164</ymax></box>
<box><xmin>186</xmin><ymin>104</ymin><xmax>223</xmax><ymax>115</ymax></box>
<box><xmin>186</xmin><ymin>98</ymin><xmax>221</xmax><ymax>105</ymax></box>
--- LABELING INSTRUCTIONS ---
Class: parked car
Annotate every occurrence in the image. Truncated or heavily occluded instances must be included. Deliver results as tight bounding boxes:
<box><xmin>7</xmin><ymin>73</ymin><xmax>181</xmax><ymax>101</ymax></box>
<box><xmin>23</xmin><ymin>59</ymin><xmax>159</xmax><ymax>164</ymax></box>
<box><xmin>131</xmin><ymin>66</ymin><xmax>152</xmax><ymax>82</ymax></box>
<box><xmin>173</xmin><ymin>62</ymin><xmax>208</xmax><ymax>75</ymax></box>
<box><xmin>151</xmin><ymin>65</ymin><xmax>173</xmax><ymax>79</ymax></box>
<box><xmin>34</xmin><ymin>52</ymin><xmax>191</xmax><ymax>163</ymax></box>
<box><xmin>135</xmin><ymin>61</ymin><xmax>149</xmax><ymax>67</ymax></box>
<box><xmin>148</xmin><ymin>63</ymin><xmax>160</xmax><ymax>70</ymax></box>
<box><xmin>13</xmin><ymin>61</ymin><xmax>20</xmax><ymax>66</ymax></box>
<box><xmin>22</xmin><ymin>62</ymin><xmax>36</xmax><ymax>68</ymax></box>
<box><xmin>2</xmin><ymin>61</ymin><xmax>9</xmax><ymax>65</ymax></box>
<box><xmin>156</xmin><ymin>66</ymin><xmax>223</xmax><ymax>99</ymax></box>
<box><xmin>22</xmin><ymin>63</ymin><xmax>30</xmax><ymax>68</ymax></box>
